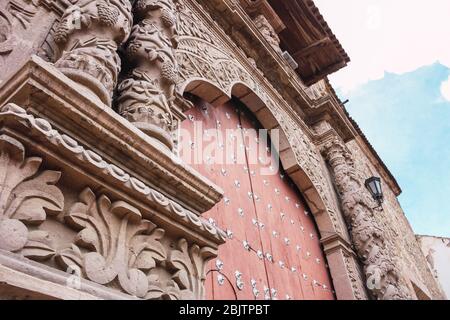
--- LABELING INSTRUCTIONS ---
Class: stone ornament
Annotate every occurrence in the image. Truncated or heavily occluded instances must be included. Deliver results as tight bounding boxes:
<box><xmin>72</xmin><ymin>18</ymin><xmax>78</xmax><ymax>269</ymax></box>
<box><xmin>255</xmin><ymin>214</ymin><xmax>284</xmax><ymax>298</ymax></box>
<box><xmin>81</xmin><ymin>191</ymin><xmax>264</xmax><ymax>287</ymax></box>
<box><xmin>321</xmin><ymin>137</ymin><xmax>412</xmax><ymax>300</ymax></box>
<box><xmin>53</xmin><ymin>0</ymin><xmax>133</xmax><ymax>105</ymax></box>
<box><xmin>253</xmin><ymin>14</ymin><xmax>282</xmax><ymax>54</ymax></box>
<box><xmin>0</xmin><ymin>134</ymin><xmax>64</xmax><ymax>254</ymax></box>
<box><xmin>56</xmin><ymin>187</ymin><xmax>167</xmax><ymax>298</ymax></box>
<box><xmin>168</xmin><ymin>238</ymin><xmax>216</xmax><ymax>299</ymax></box>
<box><xmin>0</xmin><ymin>8</ymin><xmax>17</xmax><ymax>59</ymax></box>
<box><xmin>118</xmin><ymin>0</ymin><xmax>179</xmax><ymax>150</ymax></box>
<box><xmin>0</xmin><ymin>103</ymin><xmax>227</xmax><ymax>244</ymax></box>
<box><xmin>0</xmin><ymin>103</ymin><xmax>223</xmax><ymax>300</ymax></box>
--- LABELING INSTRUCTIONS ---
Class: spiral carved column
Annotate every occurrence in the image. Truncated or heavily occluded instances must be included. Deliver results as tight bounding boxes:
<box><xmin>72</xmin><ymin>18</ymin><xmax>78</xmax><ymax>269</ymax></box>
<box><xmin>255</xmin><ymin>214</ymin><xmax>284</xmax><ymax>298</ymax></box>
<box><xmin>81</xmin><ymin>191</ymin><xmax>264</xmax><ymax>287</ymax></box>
<box><xmin>53</xmin><ymin>0</ymin><xmax>133</xmax><ymax>105</ymax></box>
<box><xmin>117</xmin><ymin>0</ymin><xmax>180</xmax><ymax>150</ymax></box>
<box><xmin>321</xmin><ymin>137</ymin><xmax>412</xmax><ymax>300</ymax></box>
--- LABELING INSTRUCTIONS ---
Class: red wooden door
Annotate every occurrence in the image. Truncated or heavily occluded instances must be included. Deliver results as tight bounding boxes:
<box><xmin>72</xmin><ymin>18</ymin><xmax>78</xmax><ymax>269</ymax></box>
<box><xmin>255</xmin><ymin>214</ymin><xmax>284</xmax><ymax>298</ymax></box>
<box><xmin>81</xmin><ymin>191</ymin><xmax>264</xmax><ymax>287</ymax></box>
<box><xmin>180</xmin><ymin>96</ymin><xmax>335</xmax><ymax>300</ymax></box>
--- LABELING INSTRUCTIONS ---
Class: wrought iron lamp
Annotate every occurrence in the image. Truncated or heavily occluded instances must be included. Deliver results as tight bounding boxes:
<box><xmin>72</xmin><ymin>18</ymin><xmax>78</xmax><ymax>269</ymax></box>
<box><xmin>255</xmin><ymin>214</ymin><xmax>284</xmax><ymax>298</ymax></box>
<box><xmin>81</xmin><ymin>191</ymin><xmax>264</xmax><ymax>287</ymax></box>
<box><xmin>365</xmin><ymin>177</ymin><xmax>383</xmax><ymax>208</ymax></box>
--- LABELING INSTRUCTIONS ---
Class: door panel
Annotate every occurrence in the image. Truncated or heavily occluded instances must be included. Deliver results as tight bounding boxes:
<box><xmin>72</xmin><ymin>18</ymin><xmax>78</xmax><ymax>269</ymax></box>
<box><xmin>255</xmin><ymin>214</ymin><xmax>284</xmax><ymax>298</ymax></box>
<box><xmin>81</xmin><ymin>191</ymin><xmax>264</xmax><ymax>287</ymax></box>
<box><xmin>180</xmin><ymin>96</ymin><xmax>335</xmax><ymax>300</ymax></box>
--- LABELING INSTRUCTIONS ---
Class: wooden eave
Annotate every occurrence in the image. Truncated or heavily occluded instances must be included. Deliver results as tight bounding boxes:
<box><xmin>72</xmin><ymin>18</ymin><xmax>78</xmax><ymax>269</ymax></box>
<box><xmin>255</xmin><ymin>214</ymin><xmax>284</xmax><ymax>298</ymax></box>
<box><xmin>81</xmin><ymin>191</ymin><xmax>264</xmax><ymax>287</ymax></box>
<box><xmin>268</xmin><ymin>0</ymin><xmax>350</xmax><ymax>85</ymax></box>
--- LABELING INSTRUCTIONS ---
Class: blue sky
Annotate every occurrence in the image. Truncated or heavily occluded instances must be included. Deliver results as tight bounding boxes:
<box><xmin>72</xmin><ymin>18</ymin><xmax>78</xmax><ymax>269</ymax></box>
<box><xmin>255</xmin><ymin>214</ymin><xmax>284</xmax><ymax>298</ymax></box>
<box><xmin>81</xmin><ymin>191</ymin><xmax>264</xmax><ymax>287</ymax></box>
<box><xmin>338</xmin><ymin>64</ymin><xmax>450</xmax><ymax>237</ymax></box>
<box><xmin>314</xmin><ymin>0</ymin><xmax>450</xmax><ymax>237</ymax></box>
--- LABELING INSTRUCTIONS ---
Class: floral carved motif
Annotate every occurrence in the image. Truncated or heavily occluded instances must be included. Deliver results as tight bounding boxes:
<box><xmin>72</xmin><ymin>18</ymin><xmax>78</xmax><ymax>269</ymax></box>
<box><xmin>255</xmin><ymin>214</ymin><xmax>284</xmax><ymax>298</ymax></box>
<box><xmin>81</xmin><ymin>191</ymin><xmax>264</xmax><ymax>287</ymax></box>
<box><xmin>0</xmin><ymin>134</ymin><xmax>64</xmax><ymax>257</ymax></box>
<box><xmin>253</xmin><ymin>14</ymin><xmax>281</xmax><ymax>54</ymax></box>
<box><xmin>118</xmin><ymin>0</ymin><xmax>179</xmax><ymax>150</ymax></box>
<box><xmin>321</xmin><ymin>137</ymin><xmax>412</xmax><ymax>300</ymax></box>
<box><xmin>167</xmin><ymin>238</ymin><xmax>216</xmax><ymax>300</ymax></box>
<box><xmin>0</xmin><ymin>103</ymin><xmax>227</xmax><ymax>244</ymax></box>
<box><xmin>0</xmin><ymin>8</ymin><xmax>17</xmax><ymax>63</ymax></box>
<box><xmin>56</xmin><ymin>187</ymin><xmax>167</xmax><ymax>298</ymax></box>
<box><xmin>175</xmin><ymin>0</ymin><xmax>257</xmax><ymax>96</ymax></box>
<box><xmin>53</xmin><ymin>0</ymin><xmax>132</xmax><ymax>105</ymax></box>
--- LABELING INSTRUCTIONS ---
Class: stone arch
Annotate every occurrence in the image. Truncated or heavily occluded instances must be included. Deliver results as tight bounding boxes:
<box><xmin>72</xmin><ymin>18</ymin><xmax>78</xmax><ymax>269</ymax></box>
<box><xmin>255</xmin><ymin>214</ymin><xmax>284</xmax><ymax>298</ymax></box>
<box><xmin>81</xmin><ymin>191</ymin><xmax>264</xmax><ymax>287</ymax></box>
<box><xmin>173</xmin><ymin>0</ymin><xmax>365</xmax><ymax>299</ymax></box>
<box><xmin>178</xmin><ymin>77</ymin><xmax>339</xmax><ymax>242</ymax></box>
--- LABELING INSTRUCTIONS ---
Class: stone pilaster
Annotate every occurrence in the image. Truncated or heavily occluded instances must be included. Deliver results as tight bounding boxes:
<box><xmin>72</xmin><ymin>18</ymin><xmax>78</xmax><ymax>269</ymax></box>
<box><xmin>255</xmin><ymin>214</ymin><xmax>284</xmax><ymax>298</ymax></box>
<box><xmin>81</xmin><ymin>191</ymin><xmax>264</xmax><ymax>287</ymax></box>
<box><xmin>53</xmin><ymin>0</ymin><xmax>133</xmax><ymax>105</ymax></box>
<box><xmin>321</xmin><ymin>137</ymin><xmax>412</xmax><ymax>300</ymax></box>
<box><xmin>117</xmin><ymin>0</ymin><xmax>180</xmax><ymax>150</ymax></box>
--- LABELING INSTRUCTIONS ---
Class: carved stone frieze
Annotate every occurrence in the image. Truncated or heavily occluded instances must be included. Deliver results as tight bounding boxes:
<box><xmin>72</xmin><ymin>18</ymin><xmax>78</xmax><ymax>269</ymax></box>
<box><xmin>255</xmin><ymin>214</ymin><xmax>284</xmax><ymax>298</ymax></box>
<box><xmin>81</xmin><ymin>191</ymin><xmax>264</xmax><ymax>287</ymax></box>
<box><xmin>0</xmin><ymin>0</ymin><xmax>69</xmax><ymax>81</ymax></box>
<box><xmin>175</xmin><ymin>0</ymin><xmax>258</xmax><ymax>96</ymax></box>
<box><xmin>53</xmin><ymin>0</ymin><xmax>132</xmax><ymax>105</ymax></box>
<box><xmin>0</xmin><ymin>103</ymin><xmax>223</xmax><ymax>299</ymax></box>
<box><xmin>117</xmin><ymin>0</ymin><xmax>179</xmax><ymax>149</ymax></box>
<box><xmin>0</xmin><ymin>103</ymin><xmax>227</xmax><ymax>244</ymax></box>
<box><xmin>321</xmin><ymin>136</ymin><xmax>412</xmax><ymax>300</ymax></box>
<box><xmin>56</xmin><ymin>187</ymin><xmax>167</xmax><ymax>298</ymax></box>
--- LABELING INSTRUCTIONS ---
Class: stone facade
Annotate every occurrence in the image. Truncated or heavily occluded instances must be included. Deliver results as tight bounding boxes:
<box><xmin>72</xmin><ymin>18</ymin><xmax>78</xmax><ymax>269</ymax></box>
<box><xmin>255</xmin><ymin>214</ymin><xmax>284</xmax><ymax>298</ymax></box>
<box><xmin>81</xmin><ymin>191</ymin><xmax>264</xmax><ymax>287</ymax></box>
<box><xmin>0</xmin><ymin>0</ymin><xmax>444</xmax><ymax>300</ymax></box>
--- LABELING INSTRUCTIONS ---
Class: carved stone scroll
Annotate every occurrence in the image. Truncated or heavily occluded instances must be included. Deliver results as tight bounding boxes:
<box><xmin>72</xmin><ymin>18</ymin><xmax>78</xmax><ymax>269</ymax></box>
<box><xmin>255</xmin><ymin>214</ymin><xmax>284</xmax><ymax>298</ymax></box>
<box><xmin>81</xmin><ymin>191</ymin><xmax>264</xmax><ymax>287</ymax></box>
<box><xmin>167</xmin><ymin>238</ymin><xmax>216</xmax><ymax>300</ymax></box>
<box><xmin>0</xmin><ymin>134</ymin><xmax>64</xmax><ymax>256</ymax></box>
<box><xmin>56</xmin><ymin>187</ymin><xmax>167</xmax><ymax>298</ymax></box>
<box><xmin>321</xmin><ymin>137</ymin><xmax>412</xmax><ymax>300</ymax></box>
<box><xmin>53</xmin><ymin>0</ymin><xmax>133</xmax><ymax>105</ymax></box>
<box><xmin>117</xmin><ymin>0</ymin><xmax>179</xmax><ymax>150</ymax></box>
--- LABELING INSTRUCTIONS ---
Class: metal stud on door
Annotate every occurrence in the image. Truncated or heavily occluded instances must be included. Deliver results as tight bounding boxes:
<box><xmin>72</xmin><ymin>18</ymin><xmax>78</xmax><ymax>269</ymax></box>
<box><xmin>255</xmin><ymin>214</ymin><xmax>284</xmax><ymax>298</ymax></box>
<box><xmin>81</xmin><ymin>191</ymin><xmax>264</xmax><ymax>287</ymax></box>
<box><xmin>182</xmin><ymin>97</ymin><xmax>334</xmax><ymax>300</ymax></box>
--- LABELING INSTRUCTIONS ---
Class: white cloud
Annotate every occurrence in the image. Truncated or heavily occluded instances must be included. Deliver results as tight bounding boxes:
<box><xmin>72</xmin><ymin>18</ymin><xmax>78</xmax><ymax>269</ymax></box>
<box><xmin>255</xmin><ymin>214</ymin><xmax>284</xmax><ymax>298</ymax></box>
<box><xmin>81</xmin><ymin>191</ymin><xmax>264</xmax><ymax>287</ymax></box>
<box><xmin>441</xmin><ymin>76</ymin><xmax>450</xmax><ymax>102</ymax></box>
<box><xmin>314</xmin><ymin>0</ymin><xmax>450</xmax><ymax>92</ymax></box>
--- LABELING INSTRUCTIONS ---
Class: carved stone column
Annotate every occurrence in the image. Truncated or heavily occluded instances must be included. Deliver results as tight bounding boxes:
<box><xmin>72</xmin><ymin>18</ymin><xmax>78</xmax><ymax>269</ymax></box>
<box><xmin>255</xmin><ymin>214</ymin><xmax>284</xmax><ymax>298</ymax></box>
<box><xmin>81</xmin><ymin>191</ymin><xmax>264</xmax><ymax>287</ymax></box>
<box><xmin>117</xmin><ymin>0</ymin><xmax>180</xmax><ymax>150</ymax></box>
<box><xmin>321</xmin><ymin>137</ymin><xmax>412</xmax><ymax>300</ymax></box>
<box><xmin>53</xmin><ymin>0</ymin><xmax>133</xmax><ymax>105</ymax></box>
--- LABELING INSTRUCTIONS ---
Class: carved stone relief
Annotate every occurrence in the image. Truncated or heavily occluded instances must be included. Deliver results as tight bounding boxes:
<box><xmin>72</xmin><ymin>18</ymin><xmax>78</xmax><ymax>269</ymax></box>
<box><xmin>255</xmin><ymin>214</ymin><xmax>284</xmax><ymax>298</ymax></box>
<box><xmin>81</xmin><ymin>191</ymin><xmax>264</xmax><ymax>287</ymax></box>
<box><xmin>174</xmin><ymin>0</ymin><xmax>341</xmax><ymax>228</ymax></box>
<box><xmin>0</xmin><ymin>134</ymin><xmax>64</xmax><ymax>256</ymax></box>
<box><xmin>0</xmin><ymin>0</ymin><xmax>62</xmax><ymax>77</ymax></box>
<box><xmin>117</xmin><ymin>0</ymin><xmax>180</xmax><ymax>150</ymax></box>
<box><xmin>253</xmin><ymin>14</ymin><xmax>282</xmax><ymax>54</ymax></box>
<box><xmin>346</xmin><ymin>140</ymin><xmax>444</xmax><ymax>299</ymax></box>
<box><xmin>0</xmin><ymin>103</ymin><xmax>222</xmax><ymax>299</ymax></box>
<box><xmin>167</xmin><ymin>238</ymin><xmax>216</xmax><ymax>299</ymax></box>
<box><xmin>53</xmin><ymin>0</ymin><xmax>133</xmax><ymax>105</ymax></box>
<box><xmin>56</xmin><ymin>187</ymin><xmax>166</xmax><ymax>298</ymax></box>
<box><xmin>321</xmin><ymin>136</ymin><xmax>413</xmax><ymax>300</ymax></box>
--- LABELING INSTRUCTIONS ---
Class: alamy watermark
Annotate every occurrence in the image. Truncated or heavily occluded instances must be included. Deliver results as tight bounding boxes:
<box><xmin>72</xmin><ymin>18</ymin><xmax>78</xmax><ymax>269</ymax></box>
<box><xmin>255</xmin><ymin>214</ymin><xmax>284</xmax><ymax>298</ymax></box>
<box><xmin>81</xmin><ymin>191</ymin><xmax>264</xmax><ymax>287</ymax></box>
<box><xmin>172</xmin><ymin>121</ymin><xmax>280</xmax><ymax>176</ymax></box>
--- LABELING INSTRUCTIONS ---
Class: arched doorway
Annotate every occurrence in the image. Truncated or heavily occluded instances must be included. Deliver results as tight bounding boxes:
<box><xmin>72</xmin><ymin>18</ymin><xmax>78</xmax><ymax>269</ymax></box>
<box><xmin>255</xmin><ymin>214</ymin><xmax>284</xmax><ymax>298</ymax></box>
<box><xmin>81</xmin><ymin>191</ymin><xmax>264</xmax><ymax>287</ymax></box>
<box><xmin>179</xmin><ymin>94</ymin><xmax>335</xmax><ymax>300</ymax></box>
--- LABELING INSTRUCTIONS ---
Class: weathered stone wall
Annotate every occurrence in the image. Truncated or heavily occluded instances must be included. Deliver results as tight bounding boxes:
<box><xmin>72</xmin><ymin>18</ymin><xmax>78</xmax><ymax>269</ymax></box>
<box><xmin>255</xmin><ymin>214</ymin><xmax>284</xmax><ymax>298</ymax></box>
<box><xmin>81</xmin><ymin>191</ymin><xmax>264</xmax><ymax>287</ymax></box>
<box><xmin>347</xmin><ymin>139</ymin><xmax>445</xmax><ymax>299</ymax></box>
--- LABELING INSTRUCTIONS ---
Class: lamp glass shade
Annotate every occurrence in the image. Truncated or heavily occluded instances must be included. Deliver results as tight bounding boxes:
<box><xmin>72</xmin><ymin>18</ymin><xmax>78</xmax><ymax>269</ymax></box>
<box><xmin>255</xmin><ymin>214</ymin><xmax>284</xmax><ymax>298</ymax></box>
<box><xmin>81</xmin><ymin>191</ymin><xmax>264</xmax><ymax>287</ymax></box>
<box><xmin>365</xmin><ymin>177</ymin><xmax>383</xmax><ymax>202</ymax></box>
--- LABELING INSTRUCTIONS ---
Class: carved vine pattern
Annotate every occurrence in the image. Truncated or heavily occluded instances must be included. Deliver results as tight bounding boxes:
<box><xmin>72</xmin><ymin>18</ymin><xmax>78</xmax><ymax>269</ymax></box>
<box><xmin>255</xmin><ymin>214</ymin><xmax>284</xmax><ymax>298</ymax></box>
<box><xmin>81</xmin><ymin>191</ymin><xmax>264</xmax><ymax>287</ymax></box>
<box><xmin>53</xmin><ymin>0</ymin><xmax>133</xmax><ymax>105</ymax></box>
<box><xmin>118</xmin><ymin>0</ymin><xmax>180</xmax><ymax>149</ymax></box>
<box><xmin>347</xmin><ymin>141</ymin><xmax>444</xmax><ymax>299</ymax></box>
<box><xmin>321</xmin><ymin>137</ymin><xmax>413</xmax><ymax>300</ymax></box>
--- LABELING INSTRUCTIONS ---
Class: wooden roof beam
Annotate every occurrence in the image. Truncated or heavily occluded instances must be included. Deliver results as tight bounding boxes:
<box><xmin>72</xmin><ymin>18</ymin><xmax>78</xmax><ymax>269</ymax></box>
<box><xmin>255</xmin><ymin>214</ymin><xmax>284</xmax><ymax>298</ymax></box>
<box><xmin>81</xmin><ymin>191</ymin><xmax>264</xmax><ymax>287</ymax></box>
<box><xmin>304</xmin><ymin>60</ymin><xmax>347</xmax><ymax>86</ymax></box>
<box><xmin>292</xmin><ymin>37</ymin><xmax>332</xmax><ymax>60</ymax></box>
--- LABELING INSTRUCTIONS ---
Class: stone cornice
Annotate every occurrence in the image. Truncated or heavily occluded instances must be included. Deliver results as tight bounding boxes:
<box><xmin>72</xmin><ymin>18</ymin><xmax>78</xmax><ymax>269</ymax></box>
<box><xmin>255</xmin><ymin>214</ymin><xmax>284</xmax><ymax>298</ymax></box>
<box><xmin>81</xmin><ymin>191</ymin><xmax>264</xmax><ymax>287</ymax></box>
<box><xmin>0</xmin><ymin>56</ymin><xmax>224</xmax><ymax>215</ymax></box>
<box><xmin>0</xmin><ymin>102</ymin><xmax>227</xmax><ymax>246</ymax></box>
<box><xmin>195</xmin><ymin>0</ymin><xmax>354</xmax><ymax>128</ymax></box>
<box><xmin>320</xmin><ymin>233</ymin><xmax>356</xmax><ymax>256</ymax></box>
